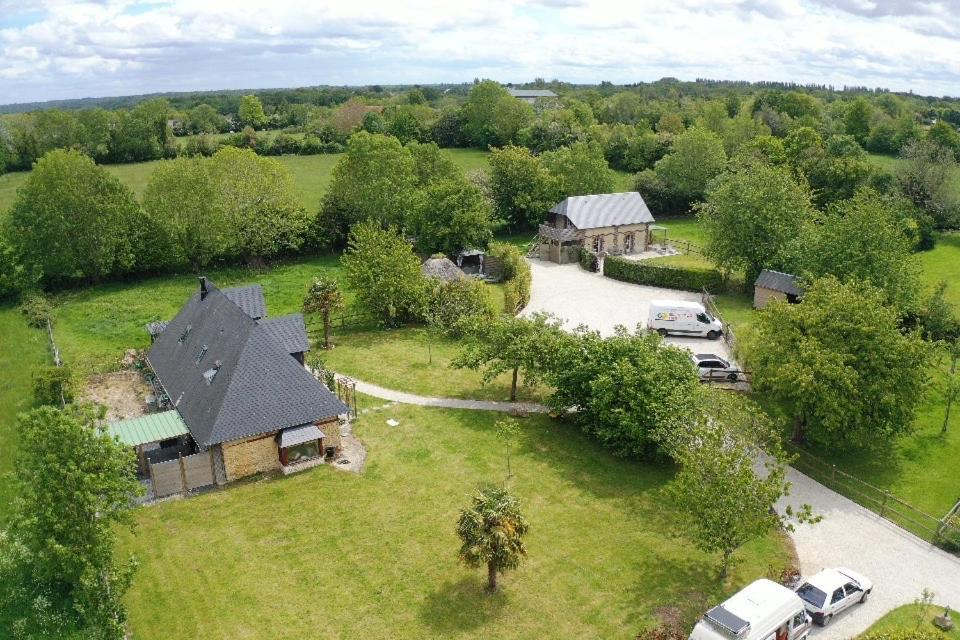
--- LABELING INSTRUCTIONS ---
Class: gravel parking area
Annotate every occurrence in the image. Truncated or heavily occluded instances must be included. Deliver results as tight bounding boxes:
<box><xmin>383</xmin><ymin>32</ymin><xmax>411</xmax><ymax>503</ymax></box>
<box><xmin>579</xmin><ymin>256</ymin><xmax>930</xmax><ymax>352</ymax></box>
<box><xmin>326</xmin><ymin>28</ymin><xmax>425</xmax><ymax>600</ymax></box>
<box><xmin>522</xmin><ymin>259</ymin><xmax>735</xmax><ymax>362</ymax></box>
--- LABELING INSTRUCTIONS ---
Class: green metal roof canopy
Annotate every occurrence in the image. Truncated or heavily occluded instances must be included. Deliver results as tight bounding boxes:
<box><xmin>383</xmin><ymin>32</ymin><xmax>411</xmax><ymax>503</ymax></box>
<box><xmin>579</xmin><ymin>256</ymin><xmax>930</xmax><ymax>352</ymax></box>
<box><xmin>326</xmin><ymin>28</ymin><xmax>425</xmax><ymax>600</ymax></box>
<box><xmin>107</xmin><ymin>411</ymin><xmax>189</xmax><ymax>447</ymax></box>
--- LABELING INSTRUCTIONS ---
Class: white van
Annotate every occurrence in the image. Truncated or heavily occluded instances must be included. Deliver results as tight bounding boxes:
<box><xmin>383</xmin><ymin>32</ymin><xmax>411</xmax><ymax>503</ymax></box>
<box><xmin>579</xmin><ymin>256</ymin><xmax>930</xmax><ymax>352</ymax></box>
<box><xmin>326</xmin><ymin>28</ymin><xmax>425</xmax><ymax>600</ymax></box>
<box><xmin>689</xmin><ymin>579</ymin><xmax>812</xmax><ymax>640</ymax></box>
<box><xmin>648</xmin><ymin>300</ymin><xmax>724</xmax><ymax>339</ymax></box>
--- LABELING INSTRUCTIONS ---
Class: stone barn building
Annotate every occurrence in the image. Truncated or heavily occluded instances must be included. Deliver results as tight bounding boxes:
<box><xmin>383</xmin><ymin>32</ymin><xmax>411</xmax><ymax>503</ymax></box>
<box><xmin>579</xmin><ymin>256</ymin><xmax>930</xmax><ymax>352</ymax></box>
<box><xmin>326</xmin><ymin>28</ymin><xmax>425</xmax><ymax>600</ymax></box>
<box><xmin>753</xmin><ymin>270</ymin><xmax>803</xmax><ymax>309</ymax></box>
<box><xmin>145</xmin><ymin>278</ymin><xmax>348</xmax><ymax>484</ymax></box>
<box><xmin>535</xmin><ymin>192</ymin><xmax>655</xmax><ymax>264</ymax></box>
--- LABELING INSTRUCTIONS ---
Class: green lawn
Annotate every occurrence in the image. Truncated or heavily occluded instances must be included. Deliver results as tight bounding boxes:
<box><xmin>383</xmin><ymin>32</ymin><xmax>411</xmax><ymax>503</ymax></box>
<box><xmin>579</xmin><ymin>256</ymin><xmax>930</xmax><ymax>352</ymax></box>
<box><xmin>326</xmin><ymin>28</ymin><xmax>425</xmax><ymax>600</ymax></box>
<box><xmin>864</xmin><ymin>603</ymin><xmax>958</xmax><ymax>638</ymax></box>
<box><xmin>0</xmin><ymin>307</ymin><xmax>49</xmax><ymax>523</ymax></box>
<box><xmin>0</xmin><ymin>148</ymin><xmax>491</xmax><ymax>214</ymax></box>
<box><xmin>321</xmin><ymin>326</ymin><xmax>546</xmax><ymax>403</ymax></box>
<box><xmin>919</xmin><ymin>232</ymin><xmax>960</xmax><ymax>309</ymax></box>
<box><xmin>119</xmin><ymin>403</ymin><xmax>792</xmax><ymax>640</ymax></box>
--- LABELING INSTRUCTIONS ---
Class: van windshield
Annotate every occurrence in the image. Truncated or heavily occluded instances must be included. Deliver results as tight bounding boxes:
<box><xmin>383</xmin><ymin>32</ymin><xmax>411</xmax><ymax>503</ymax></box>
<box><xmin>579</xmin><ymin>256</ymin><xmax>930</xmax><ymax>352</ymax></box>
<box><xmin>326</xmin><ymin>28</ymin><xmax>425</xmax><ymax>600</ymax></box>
<box><xmin>796</xmin><ymin>583</ymin><xmax>827</xmax><ymax>608</ymax></box>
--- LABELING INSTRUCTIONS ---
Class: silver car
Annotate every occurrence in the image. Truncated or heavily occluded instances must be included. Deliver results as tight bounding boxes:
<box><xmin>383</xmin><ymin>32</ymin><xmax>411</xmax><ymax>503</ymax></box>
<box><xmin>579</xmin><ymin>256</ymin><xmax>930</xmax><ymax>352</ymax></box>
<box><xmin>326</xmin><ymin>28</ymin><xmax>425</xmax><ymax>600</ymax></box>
<box><xmin>690</xmin><ymin>353</ymin><xmax>740</xmax><ymax>382</ymax></box>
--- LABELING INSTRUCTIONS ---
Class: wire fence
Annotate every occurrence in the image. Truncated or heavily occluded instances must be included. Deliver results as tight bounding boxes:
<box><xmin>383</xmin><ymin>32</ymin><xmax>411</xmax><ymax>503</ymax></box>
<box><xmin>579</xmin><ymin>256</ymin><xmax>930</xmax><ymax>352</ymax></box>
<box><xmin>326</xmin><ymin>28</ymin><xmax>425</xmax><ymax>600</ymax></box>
<box><xmin>785</xmin><ymin>442</ymin><xmax>960</xmax><ymax>552</ymax></box>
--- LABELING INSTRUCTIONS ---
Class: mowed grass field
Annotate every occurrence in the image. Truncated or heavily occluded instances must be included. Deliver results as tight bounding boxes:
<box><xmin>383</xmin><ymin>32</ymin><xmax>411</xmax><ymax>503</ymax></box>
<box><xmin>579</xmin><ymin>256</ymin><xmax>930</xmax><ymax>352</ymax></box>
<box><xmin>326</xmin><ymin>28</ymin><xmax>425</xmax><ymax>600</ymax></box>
<box><xmin>863</xmin><ymin>603</ymin><xmax>958</xmax><ymax>638</ymax></box>
<box><xmin>119</xmin><ymin>402</ymin><xmax>792</xmax><ymax>640</ymax></box>
<box><xmin>0</xmin><ymin>148</ymin><xmax>493</xmax><ymax>214</ymax></box>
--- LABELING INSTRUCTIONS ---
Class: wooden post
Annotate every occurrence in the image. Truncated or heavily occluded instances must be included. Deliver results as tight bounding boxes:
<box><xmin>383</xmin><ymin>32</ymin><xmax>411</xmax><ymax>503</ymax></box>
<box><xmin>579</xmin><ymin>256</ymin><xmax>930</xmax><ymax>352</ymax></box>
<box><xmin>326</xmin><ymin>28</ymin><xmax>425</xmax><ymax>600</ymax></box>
<box><xmin>178</xmin><ymin>453</ymin><xmax>188</xmax><ymax>494</ymax></box>
<box><xmin>879</xmin><ymin>491</ymin><xmax>890</xmax><ymax>518</ymax></box>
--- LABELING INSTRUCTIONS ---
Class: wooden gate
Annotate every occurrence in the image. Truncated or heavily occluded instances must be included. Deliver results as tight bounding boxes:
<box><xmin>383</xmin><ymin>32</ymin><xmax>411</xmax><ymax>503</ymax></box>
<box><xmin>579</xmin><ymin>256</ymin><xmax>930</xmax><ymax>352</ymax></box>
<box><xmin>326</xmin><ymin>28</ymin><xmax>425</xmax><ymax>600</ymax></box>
<box><xmin>149</xmin><ymin>451</ymin><xmax>216</xmax><ymax>498</ymax></box>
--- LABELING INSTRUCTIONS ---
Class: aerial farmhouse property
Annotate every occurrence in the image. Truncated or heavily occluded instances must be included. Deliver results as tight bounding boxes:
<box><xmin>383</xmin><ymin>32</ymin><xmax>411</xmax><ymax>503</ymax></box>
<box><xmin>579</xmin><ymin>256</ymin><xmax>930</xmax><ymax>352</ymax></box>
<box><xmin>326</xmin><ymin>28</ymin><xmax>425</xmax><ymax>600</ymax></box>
<box><xmin>110</xmin><ymin>278</ymin><xmax>348</xmax><ymax>496</ymax></box>
<box><xmin>534</xmin><ymin>192</ymin><xmax>656</xmax><ymax>264</ymax></box>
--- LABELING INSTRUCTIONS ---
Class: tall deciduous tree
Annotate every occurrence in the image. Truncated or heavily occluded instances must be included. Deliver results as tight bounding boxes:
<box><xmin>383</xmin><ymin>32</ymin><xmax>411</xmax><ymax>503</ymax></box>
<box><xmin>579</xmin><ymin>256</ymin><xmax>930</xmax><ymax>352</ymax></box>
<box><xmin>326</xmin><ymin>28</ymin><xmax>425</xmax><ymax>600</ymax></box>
<box><xmin>143</xmin><ymin>156</ymin><xmax>231</xmax><ymax>270</ymax></box>
<box><xmin>319</xmin><ymin>132</ymin><xmax>419</xmax><ymax>245</ymax></box>
<box><xmin>0</xmin><ymin>405</ymin><xmax>141</xmax><ymax>639</ymax></box>
<box><xmin>665</xmin><ymin>393</ymin><xmax>813</xmax><ymax>577</ymax></box>
<box><xmin>461</xmin><ymin>80</ymin><xmax>533</xmax><ymax>148</ymax></box>
<box><xmin>303</xmin><ymin>276</ymin><xmax>345</xmax><ymax>349</ymax></box>
<box><xmin>541</xmin><ymin>141</ymin><xmax>616</xmax><ymax>199</ymax></box>
<box><xmin>489</xmin><ymin>145</ymin><xmax>558</xmax><ymax>229</ymax></box>
<box><xmin>238</xmin><ymin>94</ymin><xmax>268</xmax><ymax>129</ymax></box>
<box><xmin>341</xmin><ymin>222</ymin><xmax>427</xmax><ymax>325</ymax></box>
<box><xmin>653</xmin><ymin>126</ymin><xmax>727</xmax><ymax>211</ymax></box>
<box><xmin>546</xmin><ymin>326</ymin><xmax>702</xmax><ymax>458</ymax></box>
<box><xmin>844</xmin><ymin>98</ymin><xmax>873</xmax><ymax>146</ymax></box>
<box><xmin>456</xmin><ymin>484</ymin><xmax>529</xmax><ymax>592</ymax></box>
<box><xmin>7</xmin><ymin>149</ymin><xmax>143</xmax><ymax>286</ymax></box>
<box><xmin>209</xmin><ymin>147</ymin><xmax>309</xmax><ymax>263</ymax></box>
<box><xmin>789</xmin><ymin>189</ymin><xmax>923</xmax><ymax>313</ymax></box>
<box><xmin>409</xmin><ymin>177</ymin><xmax>494</xmax><ymax>256</ymax></box>
<box><xmin>453</xmin><ymin>313</ymin><xmax>561</xmax><ymax>401</ymax></box>
<box><xmin>698</xmin><ymin>157</ymin><xmax>816</xmax><ymax>284</ymax></box>
<box><xmin>751</xmin><ymin>277</ymin><xmax>930</xmax><ymax>448</ymax></box>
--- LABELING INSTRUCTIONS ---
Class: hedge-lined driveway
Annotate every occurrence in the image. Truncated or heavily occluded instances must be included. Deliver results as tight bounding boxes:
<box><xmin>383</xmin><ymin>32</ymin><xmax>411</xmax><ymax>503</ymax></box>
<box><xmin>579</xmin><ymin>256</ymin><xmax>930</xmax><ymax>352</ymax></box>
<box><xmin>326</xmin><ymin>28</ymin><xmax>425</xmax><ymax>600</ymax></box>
<box><xmin>522</xmin><ymin>259</ymin><xmax>735</xmax><ymax>362</ymax></box>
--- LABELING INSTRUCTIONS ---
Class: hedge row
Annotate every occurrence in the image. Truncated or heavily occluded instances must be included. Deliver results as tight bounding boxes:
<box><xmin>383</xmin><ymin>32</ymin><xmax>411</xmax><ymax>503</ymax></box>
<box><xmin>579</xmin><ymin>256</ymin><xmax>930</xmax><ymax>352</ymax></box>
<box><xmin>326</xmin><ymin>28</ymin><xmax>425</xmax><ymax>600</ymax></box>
<box><xmin>578</xmin><ymin>247</ymin><xmax>598</xmax><ymax>272</ymax></box>
<box><xmin>488</xmin><ymin>241</ymin><xmax>532</xmax><ymax>313</ymax></box>
<box><xmin>603</xmin><ymin>255</ymin><xmax>726</xmax><ymax>292</ymax></box>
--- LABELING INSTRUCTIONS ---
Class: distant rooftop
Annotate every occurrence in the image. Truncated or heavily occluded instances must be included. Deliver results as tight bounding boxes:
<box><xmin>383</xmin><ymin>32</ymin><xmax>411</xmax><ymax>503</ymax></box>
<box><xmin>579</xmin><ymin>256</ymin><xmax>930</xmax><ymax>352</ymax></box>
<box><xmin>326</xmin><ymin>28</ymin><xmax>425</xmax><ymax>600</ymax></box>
<box><xmin>507</xmin><ymin>88</ymin><xmax>557</xmax><ymax>98</ymax></box>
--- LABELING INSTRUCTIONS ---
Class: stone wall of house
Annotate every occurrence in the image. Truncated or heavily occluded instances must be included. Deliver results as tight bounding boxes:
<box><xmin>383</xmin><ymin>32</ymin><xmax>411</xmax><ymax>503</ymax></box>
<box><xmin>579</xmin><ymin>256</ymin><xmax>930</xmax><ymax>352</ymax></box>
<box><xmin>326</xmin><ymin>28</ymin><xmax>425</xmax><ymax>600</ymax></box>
<box><xmin>582</xmin><ymin>223</ymin><xmax>650</xmax><ymax>254</ymax></box>
<box><xmin>753</xmin><ymin>286</ymin><xmax>786</xmax><ymax>310</ymax></box>
<box><xmin>319</xmin><ymin>418</ymin><xmax>341</xmax><ymax>450</ymax></box>
<box><xmin>222</xmin><ymin>432</ymin><xmax>280</xmax><ymax>481</ymax></box>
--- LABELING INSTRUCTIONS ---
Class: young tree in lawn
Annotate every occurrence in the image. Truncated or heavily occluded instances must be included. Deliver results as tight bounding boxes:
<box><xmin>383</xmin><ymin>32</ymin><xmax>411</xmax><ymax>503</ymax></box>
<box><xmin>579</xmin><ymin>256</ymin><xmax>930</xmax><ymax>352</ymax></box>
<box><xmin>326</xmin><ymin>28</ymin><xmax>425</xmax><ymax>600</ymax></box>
<box><xmin>7</xmin><ymin>149</ymin><xmax>143</xmax><ymax>287</ymax></box>
<box><xmin>751</xmin><ymin>277</ymin><xmax>930</xmax><ymax>448</ymax></box>
<box><xmin>209</xmin><ymin>147</ymin><xmax>309</xmax><ymax>264</ymax></box>
<box><xmin>698</xmin><ymin>155</ymin><xmax>816</xmax><ymax>284</ymax></box>
<box><xmin>319</xmin><ymin>132</ymin><xmax>419</xmax><ymax>245</ymax></box>
<box><xmin>143</xmin><ymin>156</ymin><xmax>232</xmax><ymax>270</ymax></box>
<box><xmin>303</xmin><ymin>276</ymin><xmax>345</xmax><ymax>350</ymax></box>
<box><xmin>0</xmin><ymin>405</ymin><xmax>141</xmax><ymax>639</ymax></box>
<box><xmin>653</xmin><ymin>126</ymin><xmax>727</xmax><ymax>212</ymax></box>
<box><xmin>341</xmin><ymin>221</ymin><xmax>427</xmax><ymax>326</ymax></box>
<box><xmin>495</xmin><ymin>418</ymin><xmax>523</xmax><ymax>480</ymax></box>
<box><xmin>452</xmin><ymin>313</ymin><xmax>562</xmax><ymax>401</ymax></box>
<box><xmin>238</xmin><ymin>94</ymin><xmax>268</xmax><ymax>129</ymax></box>
<box><xmin>456</xmin><ymin>484</ymin><xmax>529</xmax><ymax>592</ymax></box>
<box><xmin>788</xmin><ymin>188</ymin><xmax>923</xmax><ymax>313</ymax></box>
<box><xmin>488</xmin><ymin>145</ymin><xmax>558</xmax><ymax>229</ymax></box>
<box><xmin>665</xmin><ymin>393</ymin><xmax>816</xmax><ymax>578</ymax></box>
<box><xmin>546</xmin><ymin>326</ymin><xmax>702</xmax><ymax>458</ymax></box>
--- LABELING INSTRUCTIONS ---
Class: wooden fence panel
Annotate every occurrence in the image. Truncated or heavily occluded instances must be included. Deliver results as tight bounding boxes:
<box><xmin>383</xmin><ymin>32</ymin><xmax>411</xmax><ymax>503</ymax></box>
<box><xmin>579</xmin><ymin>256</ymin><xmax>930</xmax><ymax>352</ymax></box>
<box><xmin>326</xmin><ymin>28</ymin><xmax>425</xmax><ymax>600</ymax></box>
<box><xmin>150</xmin><ymin>459</ymin><xmax>183</xmax><ymax>498</ymax></box>
<box><xmin>182</xmin><ymin>451</ymin><xmax>215</xmax><ymax>491</ymax></box>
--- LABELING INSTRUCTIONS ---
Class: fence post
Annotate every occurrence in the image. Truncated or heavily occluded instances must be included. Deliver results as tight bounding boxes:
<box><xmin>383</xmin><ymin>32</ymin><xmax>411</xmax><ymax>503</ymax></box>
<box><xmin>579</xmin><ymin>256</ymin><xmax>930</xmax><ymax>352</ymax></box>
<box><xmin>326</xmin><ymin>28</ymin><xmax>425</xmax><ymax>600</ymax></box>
<box><xmin>879</xmin><ymin>491</ymin><xmax>890</xmax><ymax>518</ymax></box>
<box><xmin>830</xmin><ymin>464</ymin><xmax>836</xmax><ymax>483</ymax></box>
<box><xmin>178</xmin><ymin>454</ymin><xmax>188</xmax><ymax>495</ymax></box>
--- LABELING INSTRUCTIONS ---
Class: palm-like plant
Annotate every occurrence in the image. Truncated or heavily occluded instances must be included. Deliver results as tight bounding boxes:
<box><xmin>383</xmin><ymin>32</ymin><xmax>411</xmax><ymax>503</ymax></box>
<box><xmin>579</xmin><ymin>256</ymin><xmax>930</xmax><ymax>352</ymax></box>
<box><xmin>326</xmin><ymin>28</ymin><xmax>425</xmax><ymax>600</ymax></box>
<box><xmin>303</xmin><ymin>276</ymin><xmax>344</xmax><ymax>349</ymax></box>
<box><xmin>456</xmin><ymin>484</ymin><xmax>529</xmax><ymax>592</ymax></box>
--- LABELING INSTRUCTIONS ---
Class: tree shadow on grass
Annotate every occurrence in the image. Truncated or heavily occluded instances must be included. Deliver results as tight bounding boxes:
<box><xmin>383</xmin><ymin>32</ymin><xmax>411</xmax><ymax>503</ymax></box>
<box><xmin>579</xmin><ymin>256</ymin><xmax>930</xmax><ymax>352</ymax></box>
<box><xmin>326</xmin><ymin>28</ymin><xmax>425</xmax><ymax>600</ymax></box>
<box><xmin>418</xmin><ymin>575</ymin><xmax>509</xmax><ymax>634</ymax></box>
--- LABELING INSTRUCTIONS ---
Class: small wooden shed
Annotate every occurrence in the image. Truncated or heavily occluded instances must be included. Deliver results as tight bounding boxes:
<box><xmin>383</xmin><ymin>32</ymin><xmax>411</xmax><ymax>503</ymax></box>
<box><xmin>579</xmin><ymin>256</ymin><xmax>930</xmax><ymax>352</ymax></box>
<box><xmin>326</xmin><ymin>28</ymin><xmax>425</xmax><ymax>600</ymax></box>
<box><xmin>753</xmin><ymin>270</ymin><xmax>803</xmax><ymax>309</ymax></box>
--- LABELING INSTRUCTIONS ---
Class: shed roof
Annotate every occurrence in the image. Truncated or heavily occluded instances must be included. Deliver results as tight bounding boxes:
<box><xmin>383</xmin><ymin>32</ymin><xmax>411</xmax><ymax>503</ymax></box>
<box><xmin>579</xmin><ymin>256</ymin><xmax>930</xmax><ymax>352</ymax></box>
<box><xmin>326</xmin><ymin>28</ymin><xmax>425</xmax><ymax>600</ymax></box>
<box><xmin>421</xmin><ymin>256</ymin><xmax>465</xmax><ymax>282</ymax></box>
<box><xmin>550</xmin><ymin>192</ymin><xmax>654</xmax><ymax>230</ymax></box>
<box><xmin>107</xmin><ymin>410</ymin><xmax>189</xmax><ymax>447</ymax></box>
<box><xmin>754</xmin><ymin>270</ymin><xmax>803</xmax><ymax>296</ymax></box>
<box><xmin>279</xmin><ymin>423</ymin><xmax>325</xmax><ymax>448</ymax></box>
<box><xmin>507</xmin><ymin>88</ymin><xmax>557</xmax><ymax>98</ymax></box>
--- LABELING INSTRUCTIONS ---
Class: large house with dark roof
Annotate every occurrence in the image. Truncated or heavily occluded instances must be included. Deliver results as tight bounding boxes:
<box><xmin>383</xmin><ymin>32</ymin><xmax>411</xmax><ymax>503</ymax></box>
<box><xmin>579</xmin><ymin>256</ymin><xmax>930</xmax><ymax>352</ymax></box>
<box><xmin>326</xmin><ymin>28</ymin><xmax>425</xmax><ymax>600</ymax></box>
<box><xmin>144</xmin><ymin>277</ymin><xmax>348</xmax><ymax>483</ymax></box>
<box><xmin>535</xmin><ymin>192</ymin><xmax>656</xmax><ymax>264</ymax></box>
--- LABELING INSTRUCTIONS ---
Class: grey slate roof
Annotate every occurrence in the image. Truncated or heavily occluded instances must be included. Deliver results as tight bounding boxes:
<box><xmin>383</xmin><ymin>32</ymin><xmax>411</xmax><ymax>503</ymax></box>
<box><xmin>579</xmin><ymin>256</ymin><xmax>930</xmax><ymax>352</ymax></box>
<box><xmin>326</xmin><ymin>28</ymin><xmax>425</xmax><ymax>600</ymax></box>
<box><xmin>507</xmin><ymin>88</ymin><xmax>557</xmax><ymax>98</ymax></box>
<box><xmin>754</xmin><ymin>270</ymin><xmax>803</xmax><ymax>296</ymax></box>
<box><xmin>223</xmin><ymin>284</ymin><xmax>267</xmax><ymax>319</ymax></box>
<box><xmin>549</xmin><ymin>192</ymin><xmax>655</xmax><ymax>230</ymax></box>
<box><xmin>147</xmin><ymin>282</ymin><xmax>347</xmax><ymax>447</ymax></box>
<box><xmin>259</xmin><ymin>314</ymin><xmax>310</xmax><ymax>355</ymax></box>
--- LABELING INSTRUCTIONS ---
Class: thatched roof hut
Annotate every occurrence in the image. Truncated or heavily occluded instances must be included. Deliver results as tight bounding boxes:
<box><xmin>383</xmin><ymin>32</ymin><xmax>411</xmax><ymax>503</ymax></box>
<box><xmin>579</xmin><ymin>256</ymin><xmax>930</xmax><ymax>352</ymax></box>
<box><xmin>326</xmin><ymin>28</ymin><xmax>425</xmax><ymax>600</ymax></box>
<box><xmin>421</xmin><ymin>256</ymin><xmax>465</xmax><ymax>282</ymax></box>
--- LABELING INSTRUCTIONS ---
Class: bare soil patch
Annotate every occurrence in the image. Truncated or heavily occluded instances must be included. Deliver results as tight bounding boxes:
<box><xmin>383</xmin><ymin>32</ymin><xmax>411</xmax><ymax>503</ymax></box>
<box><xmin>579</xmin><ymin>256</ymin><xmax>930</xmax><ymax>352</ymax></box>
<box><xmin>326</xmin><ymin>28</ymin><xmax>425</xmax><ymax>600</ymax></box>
<box><xmin>82</xmin><ymin>370</ymin><xmax>151</xmax><ymax>421</ymax></box>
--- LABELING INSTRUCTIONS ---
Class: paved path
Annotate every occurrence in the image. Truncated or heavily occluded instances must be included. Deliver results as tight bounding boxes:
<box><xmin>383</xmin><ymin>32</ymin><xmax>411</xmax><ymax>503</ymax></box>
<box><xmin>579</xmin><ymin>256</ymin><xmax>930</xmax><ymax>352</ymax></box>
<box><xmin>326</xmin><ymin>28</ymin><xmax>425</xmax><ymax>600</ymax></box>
<box><xmin>346</xmin><ymin>376</ymin><xmax>549</xmax><ymax>414</ymax></box>
<box><xmin>780</xmin><ymin>467</ymin><xmax>960</xmax><ymax>640</ymax></box>
<box><xmin>341</xmin><ymin>368</ymin><xmax>960</xmax><ymax>634</ymax></box>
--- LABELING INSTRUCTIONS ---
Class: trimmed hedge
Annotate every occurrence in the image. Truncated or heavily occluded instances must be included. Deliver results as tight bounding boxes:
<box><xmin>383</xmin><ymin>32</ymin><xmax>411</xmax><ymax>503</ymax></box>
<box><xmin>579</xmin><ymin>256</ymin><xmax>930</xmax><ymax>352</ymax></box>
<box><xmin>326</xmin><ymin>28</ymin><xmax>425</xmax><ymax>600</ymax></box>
<box><xmin>603</xmin><ymin>255</ymin><xmax>726</xmax><ymax>292</ymax></box>
<box><xmin>489</xmin><ymin>242</ymin><xmax>532</xmax><ymax>313</ymax></box>
<box><xmin>578</xmin><ymin>247</ymin><xmax>598</xmax><ymax>272</ymax></box>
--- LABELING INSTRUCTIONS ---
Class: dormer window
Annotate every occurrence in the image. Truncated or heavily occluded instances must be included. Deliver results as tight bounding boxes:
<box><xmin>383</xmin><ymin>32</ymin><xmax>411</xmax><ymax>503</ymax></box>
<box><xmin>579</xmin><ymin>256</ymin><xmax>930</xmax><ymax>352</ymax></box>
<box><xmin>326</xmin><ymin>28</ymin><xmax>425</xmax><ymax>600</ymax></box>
<box><xmin>203</xmin><ymin>360</ymin><xmax>222</xmax><ymax>384</ymax></box>
<box><xmin>195</xmin><ymin>344</ymin><xmax>209</xmax><ymax>365</ymax></box>
<box><xmin>178</xmin><ymin>324</ymin><xmax>193</xmax><ymax>343</ymax></box>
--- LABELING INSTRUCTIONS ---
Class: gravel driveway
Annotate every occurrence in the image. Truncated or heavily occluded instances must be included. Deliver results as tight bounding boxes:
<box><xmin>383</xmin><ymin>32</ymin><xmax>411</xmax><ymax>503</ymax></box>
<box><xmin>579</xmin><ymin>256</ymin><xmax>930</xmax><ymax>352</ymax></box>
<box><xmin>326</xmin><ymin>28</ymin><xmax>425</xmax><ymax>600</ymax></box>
<box><xmin>781</xmin><ymin>467</ymin><xmax>960</xmax><ymax>639</ymax></box>
<box><xmin>522</xmin><ymin>259</ymin><xmax>734</xmax><ymax>362</ymax></box>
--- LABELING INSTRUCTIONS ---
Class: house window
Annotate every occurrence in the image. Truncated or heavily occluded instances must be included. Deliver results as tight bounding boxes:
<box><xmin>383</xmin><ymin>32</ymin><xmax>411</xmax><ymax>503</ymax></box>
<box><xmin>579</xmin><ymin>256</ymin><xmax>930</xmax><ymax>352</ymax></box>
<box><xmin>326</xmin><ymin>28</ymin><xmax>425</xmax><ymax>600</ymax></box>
<box><xmin>284</xmin><ymin>440</ymin><xmax>320</xmax><ymax>464</ymax></box>
<box><xmin>623</xmin><ymin>233</ymin><xmax>634</xmax><ymax>253</ymax></box>
<box><xmin>592</xmin><ymin>236</ymin><xmax>604</xmax><ymax>253</ymax></box>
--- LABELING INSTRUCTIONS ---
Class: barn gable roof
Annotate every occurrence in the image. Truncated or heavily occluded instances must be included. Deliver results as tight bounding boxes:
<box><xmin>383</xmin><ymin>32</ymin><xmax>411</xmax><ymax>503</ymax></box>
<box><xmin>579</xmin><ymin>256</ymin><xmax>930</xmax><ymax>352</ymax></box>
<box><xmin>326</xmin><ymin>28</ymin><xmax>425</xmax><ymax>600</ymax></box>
<box><xmin>549</xmin><ymin>192</ymin><xmax>655</xmax><ymax>230</ymax></box>
<box><xmin>754</xmin><ymin>270</ymin><xmax>803</xmax><ymax>296</ymax></box>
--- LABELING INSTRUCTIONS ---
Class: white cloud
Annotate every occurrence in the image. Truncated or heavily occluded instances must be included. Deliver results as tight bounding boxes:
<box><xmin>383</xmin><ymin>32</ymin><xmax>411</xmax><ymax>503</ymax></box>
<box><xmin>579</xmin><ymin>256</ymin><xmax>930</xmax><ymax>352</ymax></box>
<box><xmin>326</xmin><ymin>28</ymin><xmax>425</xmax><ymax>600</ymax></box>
<box><xmin>0</xmin><ymin>0</ymin><xmax>958</xmax><ymax>103</ymax></box>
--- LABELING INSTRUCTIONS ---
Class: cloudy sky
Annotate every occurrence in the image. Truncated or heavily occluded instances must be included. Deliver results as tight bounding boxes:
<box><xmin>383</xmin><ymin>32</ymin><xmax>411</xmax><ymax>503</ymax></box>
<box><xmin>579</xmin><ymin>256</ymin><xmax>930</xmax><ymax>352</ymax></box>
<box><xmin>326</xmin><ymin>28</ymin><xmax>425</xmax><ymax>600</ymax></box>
<box><xmin>1</xmin><ymin>0</ymin><xmax>958</xmax><ymax>104</ymax></box>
